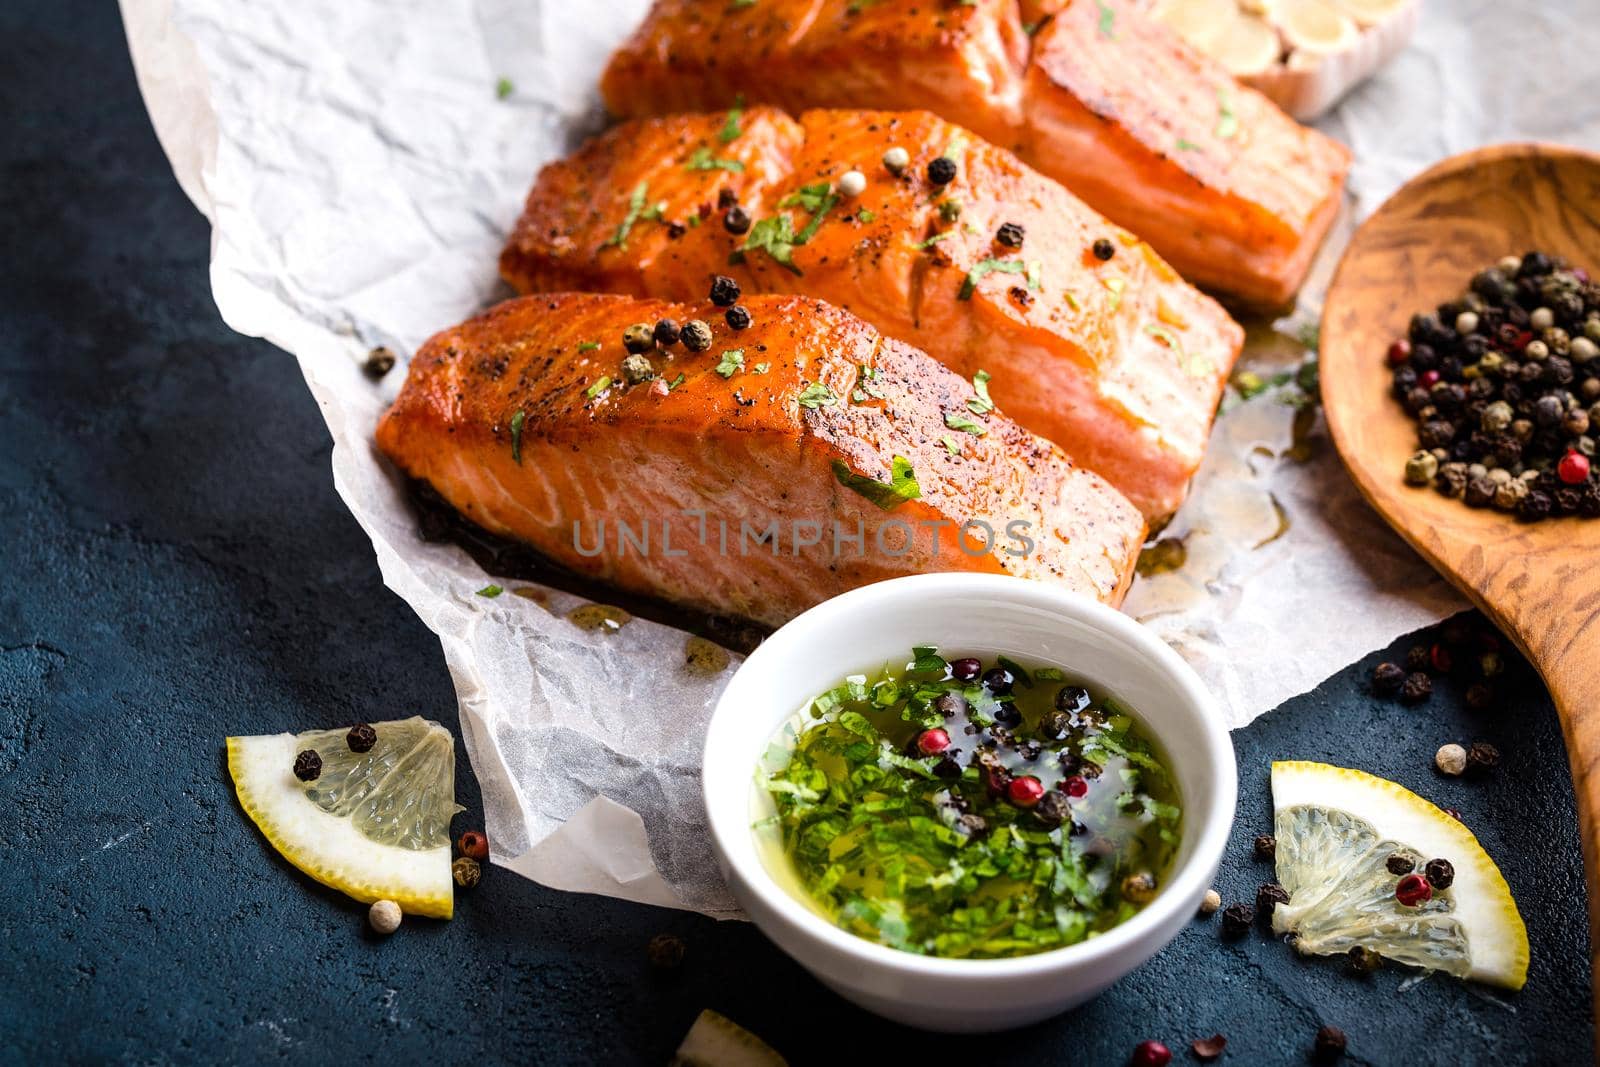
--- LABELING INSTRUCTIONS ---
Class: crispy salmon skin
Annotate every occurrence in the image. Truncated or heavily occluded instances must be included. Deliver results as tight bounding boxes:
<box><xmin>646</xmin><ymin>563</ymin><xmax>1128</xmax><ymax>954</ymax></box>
<box><xmin>600</xmin><ymin>0</ymin><xmax>1349</xmax><ymax>307</ymax></box>
<box><xmin>375</xmin><ymin>293</ymin><xmax>1145</xmax><ymax>626</ymax></box>
<box><xmin>501</xmin><ymin>107</ymin><xmax>1242</xmax><ymax>520</ymax></box>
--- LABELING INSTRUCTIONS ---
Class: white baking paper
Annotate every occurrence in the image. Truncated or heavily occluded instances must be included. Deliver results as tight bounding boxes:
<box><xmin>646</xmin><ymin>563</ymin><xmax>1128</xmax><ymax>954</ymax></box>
<box><xmin>119</xmin><ymin>0</ymin><xmax>1599</xmax><ymax>916</ymax></box>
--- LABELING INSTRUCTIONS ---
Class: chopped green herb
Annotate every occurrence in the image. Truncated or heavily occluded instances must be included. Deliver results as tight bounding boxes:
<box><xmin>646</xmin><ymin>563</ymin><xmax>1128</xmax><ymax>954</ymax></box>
<box><xmin>944</xmin><ymin>132</ymin><xmax>969</xmax><ymax>164</ymax></box>
<box><xmin>1035</xmin><ymin>667</ymin><xmax>1066</xmax><ymax>681</ymax></box>
<box><xmin>797</xmin><ymin>382</ymin><xmax>837</xmax><ymax>409</ymax></box>
<box><xmin>941</xmin><ymin>435</ymin><xmax>963</xmax><ymax>456</ymax></box>
<box><xmin>687</xmin><ymin>146</ymin><xmax>746</xmax><ymax>172</ymax></box>
<box><xmin>763</xmin><ymin>649</ymin><xmax>1182</xmax><ymax>958</ymax></box>
<box><xmin>793</xmin><ymin>194</ymin><xmax>838</xmax><ymax>245</ymax></box>
<box><xmin>851</xmin><ymin>364</ymin><xmax>887</xmax><ymax>403</ymax></box>
<box><xmin>781</xmin><ymin>182</ymin><xmax>835</xmax><ymax>214</ymax></box>
<box><xmin>476</xmin><ymin>584</ymin><xmax>504</xmax><ymax>598</ymax></box>
<box><xmin>857</xmin><ymin>209</ymin><xmax>877</xmax><ymax>223</ymax></box>
<box><xmin>1064</xmin><ymin>290</ymin><xmax>1082</xmax><ymax>311</ymax></box>
<box><xmin>577</xmin><ymin>341</ymin><xmax>600</xmax><ymax>352</ymax></box>
<box><xmin>604</xmin><ymin>182</ymin><xmax>649</xmax><ymax>250</ymax></box>
<box><xmin>738</xmin><ymin>214</ymin><xmax>802</xmax><ymax>273</ymax></box>
<box><xmin>967</xmin><ymin>369</ymin><xmax>995</xmax><ymax>415</ymax></box>
<box><xmin>1026</xmin><ymin>259</ymin><xmax>1042</xmax><ymax>290</ymax></box>
<box><xmin>944</xmin><ymin>410</ymin><xmax>987</xmax><ymax>437</ymax></box>
<box><xmin>495</xmin><ymin>77</ymin><xmax>514</xmax><ymax>100</ymax></box>
<box><xmin>997</xmin><ymin>655</ymin><xmax>1033</xmax><ymax>688</ymax></box>
<box><xmin>831</xmin><ymin>456</ymin><xmax>921</xmax><ymax>510</ymax></box>
<box><xmin>1096</xmin><ymin>0</ymin><xmax>1117</xmax><ymax>38</ymax></box>
<box><xmin>938</xmin><ymin>199</ymin><xmax>963</xmax><ymax>223</ymax></box>
<box><xmin>1146</xmin><ymin>323</ymin><xmax>1214</xmax><ymax>378</ymax></box>
<box><xmin>715</xmin><ymin>349</ymin><xmax>746</xmax><ymax>378</ymax></box>
<box><xmin>640</xmin><ymin>200</ymin><xmax>668</xmax><ymax>222</ymax></box>
<box><xmin>687</xmin><ymin>213</ymin><xmax>701</xmax><ymax>228</ymax></box>
<box><xmin>718</xmin><ymin>98</ymin><xmax>744</xmax><ymax>144</ymax></box>
<box><xmin>730</xmin><ymin>0</ymin><xmax>756</xmax><ymax>7</ymax></box>
<box><xmin>668</xmin><ymin>373</ymin><xmax>686</xmax><ymax>390</ymax></box>
<box><xmin>585</xmin><ymin>376</ymin><xmax>612</xmax><ymax>399</ymax></box>
<box><xmin>1215</xmin><ymin>88</ymin><xmax>1239</xmax><ymax>140</ymax></box>
<box><xmin>1176</xmin><ymin>138</ymin><xmax>1202</xmax><ymax>152</ymax></box>
<box><xmin>1102</xmin><ymin>276</ymin><xmax>1125</xmax><ymax>312</ymax></box>
<box><xmin>916</xmin><ymin>230</ymin><xmax>955</xmax><ymax>250</ymax></box>
<box><xmin>753</xmin><ymin>362</ymin><xmax>771</xmax><ymax>374</ymax></box>
<box><xmin>959</xmin><ymin>257</ymin><xmax>1028</xmax><ymax>300</ymax></box>
<box><xmin>509</xmin><ymin>409</ymin><xmax>526</xmax><ymax>465</ymax></box>
<box><xmin>1022</xmin><ymin>20</ymin><xmax>1040</xmax><ymax>35</ymax></box>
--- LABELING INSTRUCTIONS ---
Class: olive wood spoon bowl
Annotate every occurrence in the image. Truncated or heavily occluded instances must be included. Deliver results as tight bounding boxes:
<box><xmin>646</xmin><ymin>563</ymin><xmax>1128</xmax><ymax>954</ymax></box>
<box><xmin>1321</xmin><ymin>142</ymin><xmax>1600</xmax><ymax>1012</ymax></box>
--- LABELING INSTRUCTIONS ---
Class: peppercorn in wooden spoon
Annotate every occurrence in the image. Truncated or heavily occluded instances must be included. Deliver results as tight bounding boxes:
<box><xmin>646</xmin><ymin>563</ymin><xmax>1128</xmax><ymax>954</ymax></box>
<box><xmin>1320</xmin><ymin>142</ymin><xmax>1600</xmax><ymax>1014</ymax></box>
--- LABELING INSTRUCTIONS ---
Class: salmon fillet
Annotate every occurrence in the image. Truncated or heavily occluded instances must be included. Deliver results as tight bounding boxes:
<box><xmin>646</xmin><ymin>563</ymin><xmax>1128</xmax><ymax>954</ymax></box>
<box><xmin>500</xmin><ymin>107</ymin><xmax>1243</xmax><ymax>520</ymax></box>
<box><xmin>375</xmin><ymin>293</ymin><xmax>1145</xmax><ymax>626</ymax></box>
<box><xmin>599</xmin><ymin>0</ymin><xmax>1350</xmax><ymax>307</ymax></box>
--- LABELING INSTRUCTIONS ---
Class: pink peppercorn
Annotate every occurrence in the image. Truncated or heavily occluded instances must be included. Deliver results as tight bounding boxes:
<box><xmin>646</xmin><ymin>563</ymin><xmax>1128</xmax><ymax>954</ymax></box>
<box><xmin>1007</xmin><ymin>775</ymin><xmax>1045</xmax><ymax>808</ymax></box>
<box><xmin>916</xmin><ymin>728</ymin><xmax>951</xmax><ymax>756</ymax></box>
<box><xmin>1395</xmin><ymin>872</ymin><xmax>1433</xmax><ymax>906</ymax></box>
<box><xmin>1131</xmin><ymin>1040</ymin><xmax>1172</xmax><ymax>1067</ymax></box>
<box><xmin>1559</xmin><ymin>451</ymin><xmax>1590</xmax><ymax>485</ymax></box>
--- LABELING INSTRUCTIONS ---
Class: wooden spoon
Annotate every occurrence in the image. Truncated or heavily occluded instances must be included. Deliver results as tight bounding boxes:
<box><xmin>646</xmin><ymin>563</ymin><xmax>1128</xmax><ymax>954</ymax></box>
<box><xmin>1321</xmin><ymin>142</ymin><xmax>1600</xmax><ymax>1007</ymax></box>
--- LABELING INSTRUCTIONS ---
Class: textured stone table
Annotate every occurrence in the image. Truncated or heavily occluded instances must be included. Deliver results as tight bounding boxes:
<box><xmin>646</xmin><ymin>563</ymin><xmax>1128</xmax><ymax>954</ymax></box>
<box><xmin>0</xmin><ymin>2</ymin><xmax>1590</xmax><ymax>1063</ymax></box>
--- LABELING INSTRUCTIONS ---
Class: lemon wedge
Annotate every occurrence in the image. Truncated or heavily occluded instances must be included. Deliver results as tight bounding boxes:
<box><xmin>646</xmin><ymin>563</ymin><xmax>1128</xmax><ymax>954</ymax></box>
<box><xmin>1264</xmin><ymin>0</ymin><xmax>1359</xmax><ymax>54</ymax></box>
<box><xmin>1326</xmin><ymin>0</ymin><xmax>1409</xmax><ymax>27</ymax></box>
<box><xmin>227</xmin><ymin>716</ymin><xmax>461</xmax><ymax>918</ymax></box>
<box><xmin>1270</xmin><ymin>761</ymin><xmax>1528</xmax><ymax>989</ymax></box>
<box><xmin>672</xmin><ymin>1010</ymin><xmax>787</xmax><ymax>1067</ymax></box>
<box><xmin>1201</xmin><ymin>12</ymin><xmax>1283</xmax><ymax>76</ymax></box>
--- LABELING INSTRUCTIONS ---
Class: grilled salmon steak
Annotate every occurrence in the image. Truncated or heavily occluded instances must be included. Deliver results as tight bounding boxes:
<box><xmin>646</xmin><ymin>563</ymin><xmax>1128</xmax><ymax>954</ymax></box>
<box><xmin>500</xmin><ymin>107</ymin><xmax>1242</xmax><ymax>520</ymax></box>
<box><xmin>599</xmin><ymin>0</ymin><xmax>1350</xmax><ymax>307</ymax></box>
<box><xmin>375</xmin><ymin>293</ymin><xmax>1145</xmax><ymax>626</ymax></box>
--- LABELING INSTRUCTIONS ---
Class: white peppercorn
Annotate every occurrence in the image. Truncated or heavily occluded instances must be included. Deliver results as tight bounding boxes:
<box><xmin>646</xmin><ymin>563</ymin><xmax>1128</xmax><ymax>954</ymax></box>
<box><xmin>1435</xmin><ymin>743</ymin><xmax>1468</xmax><ymax>776</ymax></box>
<box><xmin>882</xmin><ymin>146</ymin><xmax>910</xmax><ymax>175</ymax></box>
<box><xmin>837</xmin><ymin>169</ymin><xmax>867</xmax><ymax>197</ymax></box>
<box><xmin>369</xmin><ymin>899</ymin><xmax>403</xmax><ymax>935</ymax></box>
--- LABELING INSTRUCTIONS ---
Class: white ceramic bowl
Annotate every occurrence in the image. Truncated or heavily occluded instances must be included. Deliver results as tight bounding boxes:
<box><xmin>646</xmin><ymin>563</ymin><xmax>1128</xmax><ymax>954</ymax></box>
<box><xmin>702</xmin><ymin>573</ymin><xmax>1236</xmax><ymax>1032</ymax></box>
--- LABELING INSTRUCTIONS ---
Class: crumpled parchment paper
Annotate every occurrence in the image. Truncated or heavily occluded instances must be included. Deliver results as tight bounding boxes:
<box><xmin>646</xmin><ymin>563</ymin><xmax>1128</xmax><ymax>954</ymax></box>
<box><xmin>120</xmin><ymin>0</ymin><xmax>1599</xmax><ymax>917</ymax></box>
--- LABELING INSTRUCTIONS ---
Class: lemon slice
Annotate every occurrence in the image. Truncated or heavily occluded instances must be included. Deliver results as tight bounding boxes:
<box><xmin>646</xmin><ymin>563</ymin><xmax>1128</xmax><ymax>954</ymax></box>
<box><xmin>1264</xmin><ymin>0</ymin><xmax>1359</xmax><ymax>54</ymax></box>
<box><xmin>1270</xmin><ymin>761</ymin><xmax>1528</xmax><ymax>989</ymax></box>
<box><xmin>672</xmin><ymin>1010</ymin><xmax>787</xmax><ymax>1067</ymax></box>
<box><xmin>227</xmin><ymin>716</ymin><xmax>461</xmax><ymax>918</ymax></box>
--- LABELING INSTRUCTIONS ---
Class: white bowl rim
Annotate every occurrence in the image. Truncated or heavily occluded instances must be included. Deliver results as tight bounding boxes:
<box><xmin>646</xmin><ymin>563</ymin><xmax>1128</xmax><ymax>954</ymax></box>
<box><xmin>702</xmin><ymin>572</ymin><xmax>1237</xmax><ymax>980</ymax></box>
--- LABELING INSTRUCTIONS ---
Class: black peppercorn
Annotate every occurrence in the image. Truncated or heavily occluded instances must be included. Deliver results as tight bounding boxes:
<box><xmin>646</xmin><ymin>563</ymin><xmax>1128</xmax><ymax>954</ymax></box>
<box><xmin>933</xmin><ymin>692</ymin><xmax>968</xmax><ymax>719</ymax></box>
<box><xmin>1405</xmin><ymin>645</ymin><xmax>1431</xmax><ymax>672</ymax></box>
<box><xmin>1467</xmin><ymin>740</ymin><xmax>1501</xmax><ymax>772</ymax></box>
<box><xmin>1386</xmin><ymin>852</ymin><xmax>1415</xmax><ymax>875</ymax></box>
<box><xmin>1401</xmin><ymin>672</ymin><xmax>1433</xmax><ymax>703</ymax></box>
<box><xmin>681</xmin><ymin>319</ymin><xmax>714</xmax><ymax>352</ymax></box>
<box><xmin>723</xmin><ymin>205</ymin><xmax>751</xmax><ymax>235</ymax></box>
<box><xmin>716</xmin><ymin>187</ymin><xmax>738</xmax><ymax>210</ymax></box>
<box><xmin>653</xmin><ymin>318</ymin><xmax>682</xmax><ymax>347</ymax></box>
<box><xmin>1092</xmin><ymin>237</ymin><xmax>1116</xmax><ymax>261</ymax></box>
<box><xmin>346</xmin><ymin>723</ymin><xmax>377</xmax><ymax>753</ymax></box>
<box><xmin>1464</xmin><ymin>683</ymin><xmax>1494</xmax><ymax>711</ymax></box>
<box><xmin>958</xmin><ymin>813</ymin><xmax>989</xmax><ymax>837</ymax></box>
<box><xmin>1518</xmin><ymin>251</ymin><xmax>1555</xmax><ymax>278</ymax></box>
<box><xmin>926</xmin><ymin>156</ymin><xmax>958</xmax><ymax>185</ymax></box>
<box><xmin>995</xmin><ymin>221</ymin><xmax>1025</xmax><ymax>248</ymax></box>
<box><xmin>1256</xmin><ymin>882</ymin><xmax>1290</xmax><ymax>920</ymax></box>
<box><xmin>1253</xmin><ymin>833</ymin><xmax>1276</xmax><ymax>861</ymax></box>
<box><xmin>1519</xmin><ymin>489</ymin><xmax>1554</xmax><ymax>520</ymax></box>
<box><xmin>708</xmin><ymin>274</ymin><xmax>741</xmax><ymax>307</ymax></box>
<box><xmin>1372</xmin><ymin>661</ymin><xmax>1406</xmax><ymax>695</ymax></box>
<box><xmin>1347</xmin><ymin>945</ymin><xmax>1383</xmax><ymax>975</ymax></box>
<box><xmin>1313</xmin><ymin>1025</ymin><xmax>1347</xmax><ymax>1064</ymax></box>
<box><xmin>1220</xmin><ymin>902</ymin><xmax>1254</xmax><ymax>939</ymax></box>
<box><xmin>292</xmin><ymin>749</ymin><xmax>322</xmax><ymax>782</ymax></box>
<box><xmin>646</xmin><ymin>933</ymin><xmax>687</xmax><ymax>971</ymax></box>
<box><xmin>725</xmin><ymin>305</ymin><xmax>752</xmax><ymax>331</ymax></box>
<box><xmin>1034</xmin><ymin>790</ymin><xmax>1070</xmax><ymax>828</ymax></box>
<box><xmin>1424</xmin><ymin>857</ymin><xmax>1456</xmax><ymax>890</ymax></box>
<box><xmin>363</xmin><ymin>346</ymin><xmax>396</xmax><ymax>379</ymax></box>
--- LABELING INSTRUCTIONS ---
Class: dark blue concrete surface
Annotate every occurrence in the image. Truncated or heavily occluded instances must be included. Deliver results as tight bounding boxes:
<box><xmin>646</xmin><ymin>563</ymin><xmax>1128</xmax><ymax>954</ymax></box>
<box><xmin>0</xmin><ymin>2</ymin><xmax>1591</xmax><ymax>1064</ymax></box>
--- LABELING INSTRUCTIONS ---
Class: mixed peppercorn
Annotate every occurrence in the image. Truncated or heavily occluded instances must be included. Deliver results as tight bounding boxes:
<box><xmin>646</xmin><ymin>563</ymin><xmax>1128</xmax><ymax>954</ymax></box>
<box><xmin>1389</xmin><ymin>251</ymin><xmax>1600</xmax><ymax>519</ymax></box>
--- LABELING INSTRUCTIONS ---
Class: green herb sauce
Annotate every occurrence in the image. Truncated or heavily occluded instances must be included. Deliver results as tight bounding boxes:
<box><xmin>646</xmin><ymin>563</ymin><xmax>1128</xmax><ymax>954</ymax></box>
<box><xmin>756</xmin><ymin>648</ymin><xmax>1182</xmax><ymax>958</ymax></box>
